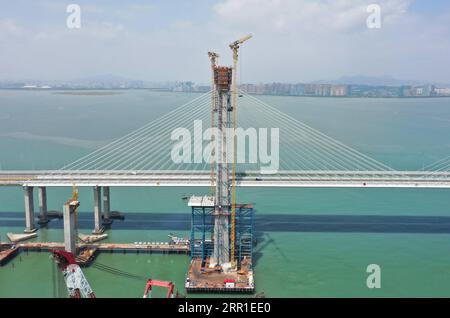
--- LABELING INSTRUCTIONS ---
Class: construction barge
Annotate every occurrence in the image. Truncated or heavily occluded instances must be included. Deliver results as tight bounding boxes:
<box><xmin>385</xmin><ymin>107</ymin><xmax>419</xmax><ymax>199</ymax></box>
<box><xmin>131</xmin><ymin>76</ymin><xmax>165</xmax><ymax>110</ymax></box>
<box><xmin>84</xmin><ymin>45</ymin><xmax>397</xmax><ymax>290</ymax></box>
<box><xmin>185</xmin><ymin>258</ymin><xmax>254</xmax><ymax>294</ymax></box>
<box><xmin>186</xmin><ymin>197</ymin><xmax>255</xmax><ymax>293</ymax></box>
<box><xmin>0</xmin><ymin>241</ymin><xmax>189</xmax><ymax>267</ymax></box>
<box><xmin>0</xmin><ymin>243</ymin><xmax>20</xmax><ymax>266</ymax></box>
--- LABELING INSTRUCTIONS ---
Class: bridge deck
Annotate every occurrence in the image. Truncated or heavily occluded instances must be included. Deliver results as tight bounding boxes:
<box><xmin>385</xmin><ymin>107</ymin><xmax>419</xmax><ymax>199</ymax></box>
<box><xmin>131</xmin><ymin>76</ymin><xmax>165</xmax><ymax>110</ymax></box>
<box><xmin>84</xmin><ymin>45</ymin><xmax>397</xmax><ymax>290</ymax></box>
<box><xmin>0</xmin><ymin>170</ymin><xmax>449</xmax><ymax>188</ymax></box>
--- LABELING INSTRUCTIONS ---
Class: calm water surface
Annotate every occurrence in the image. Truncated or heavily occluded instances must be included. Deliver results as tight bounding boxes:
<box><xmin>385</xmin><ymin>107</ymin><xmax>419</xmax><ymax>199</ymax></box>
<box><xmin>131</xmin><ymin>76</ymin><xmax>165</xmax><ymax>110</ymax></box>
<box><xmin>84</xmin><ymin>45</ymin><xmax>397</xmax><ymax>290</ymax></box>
<box><xmin>1</xmin><ymin>90</ymin><xmax>449</xmax><ymax>297</ymax></box>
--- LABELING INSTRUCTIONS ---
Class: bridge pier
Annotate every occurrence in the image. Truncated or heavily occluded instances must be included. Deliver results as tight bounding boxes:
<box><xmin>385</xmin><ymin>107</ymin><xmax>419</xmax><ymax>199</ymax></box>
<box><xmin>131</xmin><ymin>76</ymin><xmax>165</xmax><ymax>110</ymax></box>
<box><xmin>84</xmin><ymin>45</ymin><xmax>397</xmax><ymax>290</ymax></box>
<box><xmin>23</xmin><ymin>186</ymin><xmax>37</xmax><ymax>233</ymax></box>
<box><xmin>63</xmin><ymin>200</ymin><xmax>79</xmax><ymax>254</ymax></box>
<box><xmin>93</xmin><ymin>186</ymin><xmax>104</xmax><ymax>234</ymax></box>
<box><xmin>102</xmin><ymin>186</ymin><xmax>112</xmax><ymax>225</ymax></box>
<box><xmin>37</xmin><ymin>186</ymin><xmax>49</xmax><ymax>225</ymax></box>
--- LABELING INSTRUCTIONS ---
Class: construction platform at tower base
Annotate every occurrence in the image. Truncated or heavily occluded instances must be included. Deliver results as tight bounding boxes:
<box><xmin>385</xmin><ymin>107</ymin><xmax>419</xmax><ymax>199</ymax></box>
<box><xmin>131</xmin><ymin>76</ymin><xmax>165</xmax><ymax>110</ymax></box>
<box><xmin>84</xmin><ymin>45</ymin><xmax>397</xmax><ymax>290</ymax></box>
<box><xmin>185</xmin><ymin>258</ymin><xmax>254</xmax><ymax>293</ymax></box>
<box><xmin>186</xmin><ymin>196</ymin><xmax>255</xmax><ymax>294</ymax></box>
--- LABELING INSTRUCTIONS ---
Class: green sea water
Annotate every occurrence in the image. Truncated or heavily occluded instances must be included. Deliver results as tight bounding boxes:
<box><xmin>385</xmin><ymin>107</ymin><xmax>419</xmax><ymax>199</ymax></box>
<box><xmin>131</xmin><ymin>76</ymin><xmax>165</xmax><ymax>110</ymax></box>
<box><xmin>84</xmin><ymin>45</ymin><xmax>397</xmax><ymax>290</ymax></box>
<box><xmin>0</xmin><ymin>89</ymin><xmax>450</xmax><ymax>297</ymax></box>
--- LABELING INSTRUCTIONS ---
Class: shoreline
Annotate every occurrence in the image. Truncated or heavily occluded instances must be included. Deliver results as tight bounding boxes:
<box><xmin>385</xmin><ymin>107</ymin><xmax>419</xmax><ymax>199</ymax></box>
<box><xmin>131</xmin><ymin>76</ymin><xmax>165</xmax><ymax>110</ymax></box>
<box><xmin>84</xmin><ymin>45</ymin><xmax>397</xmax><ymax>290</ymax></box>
<box><xmin>1</xmin><ymin>88</ymin><xmax>450</xmax><ymax>99</ymax></box>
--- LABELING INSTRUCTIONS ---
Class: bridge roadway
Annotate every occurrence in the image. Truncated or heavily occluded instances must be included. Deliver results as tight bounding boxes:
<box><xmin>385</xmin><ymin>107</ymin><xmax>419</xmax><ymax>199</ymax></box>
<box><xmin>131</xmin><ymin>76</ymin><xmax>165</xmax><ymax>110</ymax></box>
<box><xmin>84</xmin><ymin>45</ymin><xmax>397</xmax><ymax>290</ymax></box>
<box><xmin>0</xmin><ymin>170</ymin><xmax>449</xmax><ymax>188</ymax></box>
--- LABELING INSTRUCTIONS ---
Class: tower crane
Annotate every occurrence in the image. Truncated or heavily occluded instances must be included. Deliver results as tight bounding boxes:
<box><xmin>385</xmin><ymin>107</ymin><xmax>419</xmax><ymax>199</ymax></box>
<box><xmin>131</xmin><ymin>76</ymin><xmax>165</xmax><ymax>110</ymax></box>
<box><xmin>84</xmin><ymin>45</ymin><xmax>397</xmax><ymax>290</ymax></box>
<box><xmin>229</xmin><ymin>34</ymin><xmax>252</xmax><ymax>268</ymax></box>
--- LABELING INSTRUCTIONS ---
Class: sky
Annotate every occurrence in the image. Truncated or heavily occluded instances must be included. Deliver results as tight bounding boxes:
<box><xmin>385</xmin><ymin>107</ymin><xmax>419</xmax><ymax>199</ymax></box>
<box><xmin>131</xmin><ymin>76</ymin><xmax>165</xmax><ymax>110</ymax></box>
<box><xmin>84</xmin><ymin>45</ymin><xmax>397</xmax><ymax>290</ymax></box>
<box><xmin>0</xmin><ymin>0</ymin><xmax>449</xmax><ymax>84</ymax></box>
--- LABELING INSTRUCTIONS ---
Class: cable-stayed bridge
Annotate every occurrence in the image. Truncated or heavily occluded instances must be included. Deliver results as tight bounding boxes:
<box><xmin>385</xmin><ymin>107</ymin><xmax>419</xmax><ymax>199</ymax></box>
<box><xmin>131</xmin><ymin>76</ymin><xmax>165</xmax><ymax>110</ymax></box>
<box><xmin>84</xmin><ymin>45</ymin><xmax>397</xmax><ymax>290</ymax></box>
<box><xmin>1</xmin><ymin>91</ymin><xmax>450</xmax><ymax>189</ymax></box>
<box><xmin>1</xmin><ymin>170</ymin><xmax>450</xmax><ymax>188</ymax></box>
<box><xmin>1</xmin><ymin>91</ymin><xmax>449</xmax><ymax>234</ymax></box>
<box><xmin>1</xmin><ymin>39</ymin><xmax>447</xmax><ymax>284</ymax></box>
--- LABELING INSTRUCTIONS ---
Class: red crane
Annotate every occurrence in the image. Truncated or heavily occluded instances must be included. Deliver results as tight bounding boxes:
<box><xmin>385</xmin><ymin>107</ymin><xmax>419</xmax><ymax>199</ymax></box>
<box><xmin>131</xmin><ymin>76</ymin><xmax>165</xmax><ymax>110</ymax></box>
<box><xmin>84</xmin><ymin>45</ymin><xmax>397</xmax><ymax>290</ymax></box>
<box><xmin>52</xmin><ymin>249</ymin><xmax>178</xmax><ymax>298</ymax></box>
<box><xmin>143</xmin><ymin>279</ymin><xmax>175</xmax><ymax>298</ymax></box>
<box><xmin>51</xmin><ymin>250</ymin><xmax>96</xmax><ymax>298</ymax></box>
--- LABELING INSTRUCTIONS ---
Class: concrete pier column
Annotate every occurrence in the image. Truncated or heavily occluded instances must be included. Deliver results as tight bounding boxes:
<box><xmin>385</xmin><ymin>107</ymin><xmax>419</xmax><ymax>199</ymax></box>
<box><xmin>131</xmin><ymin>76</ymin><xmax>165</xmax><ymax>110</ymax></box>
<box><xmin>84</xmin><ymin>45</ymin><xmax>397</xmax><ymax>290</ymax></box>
<box><xmin>102</xmin><ymin>186</ymin><xmax>112</xmax><ymax>225</ymax></box>
<box><xmin>211</xmin><ymin>211</ymin><xmax>230</xmax><ymax>267</ymax></box>
<box><xmin>93</xmin><ymin>186</ymin><xmax>104</xmax><ymax>234</ymax></box>
<box><xmin>63</xmin><ymin>200</ymin><xmax>79</xmax><ymax>254</ymax></box>
<box><xmin>23</xmin><ymin>186</ymin><xmax>36</xmax><ymax>233</ymax></box>
<box><xmin>37</xmin><ymin>187</ymin><xmax>49</xmax><ymax>224</ymax></box>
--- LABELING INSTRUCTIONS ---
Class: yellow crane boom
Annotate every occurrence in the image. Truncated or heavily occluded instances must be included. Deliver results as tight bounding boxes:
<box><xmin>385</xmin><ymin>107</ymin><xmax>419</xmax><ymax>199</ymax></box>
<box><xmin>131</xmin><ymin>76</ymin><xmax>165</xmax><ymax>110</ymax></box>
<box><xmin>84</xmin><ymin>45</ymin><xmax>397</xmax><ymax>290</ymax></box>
<box><xmin>229</xmin><ymin>34</ymin><xmax>252</xmax><ymax>268</ymax></box>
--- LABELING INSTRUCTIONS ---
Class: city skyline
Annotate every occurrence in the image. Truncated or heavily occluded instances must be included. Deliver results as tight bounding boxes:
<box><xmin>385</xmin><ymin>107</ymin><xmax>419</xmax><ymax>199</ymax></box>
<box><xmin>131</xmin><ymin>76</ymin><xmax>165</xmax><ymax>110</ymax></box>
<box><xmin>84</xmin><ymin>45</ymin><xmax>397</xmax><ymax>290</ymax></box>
<box><xmin>2</xmin><ymin>73</ymin><xmax>450</xmax><ymax>87</ymax></box>
<box><xmin>2</xmin><ymin>76</ymin><xmax>450</xmax><ymax>98</ymax></box>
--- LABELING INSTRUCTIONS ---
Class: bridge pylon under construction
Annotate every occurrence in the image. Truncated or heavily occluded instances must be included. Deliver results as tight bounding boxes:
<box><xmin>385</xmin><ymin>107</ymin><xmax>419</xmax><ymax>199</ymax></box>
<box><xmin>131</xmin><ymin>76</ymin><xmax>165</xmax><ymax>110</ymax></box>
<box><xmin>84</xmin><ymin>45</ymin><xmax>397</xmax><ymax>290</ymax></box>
<box><xmin>185</xmin><ymin>42</ymin><xmax>255</xmax><ymax>293</ymax></box>
<box><xmin>211</xmin><ymin>65</ymin><xmax>233</xmax><ymax>267</ymax></box>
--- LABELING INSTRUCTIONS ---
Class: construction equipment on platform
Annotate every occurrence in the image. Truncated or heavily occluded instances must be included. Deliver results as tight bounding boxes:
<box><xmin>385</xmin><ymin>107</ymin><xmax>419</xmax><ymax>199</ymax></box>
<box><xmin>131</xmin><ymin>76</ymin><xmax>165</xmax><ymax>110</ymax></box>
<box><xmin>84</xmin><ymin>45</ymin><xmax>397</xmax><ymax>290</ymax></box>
<box><xmin>229</xmin><ymin>34</ymin><xmax>252</xmax><ymax>269</ymax></box>
<box><xmin>143</xmin><ymin>279</ymin><xmax>175</xmax><ymax>298</ymax></box>
<box><xmin>51</xmin><ymin>249</ymin><xmax>96</xmax><ymax>298</ymax></box>
<box><xmin>51</xmin><ymin>249</ymin><xmax>181</xmax><ymax>298</ymax></box>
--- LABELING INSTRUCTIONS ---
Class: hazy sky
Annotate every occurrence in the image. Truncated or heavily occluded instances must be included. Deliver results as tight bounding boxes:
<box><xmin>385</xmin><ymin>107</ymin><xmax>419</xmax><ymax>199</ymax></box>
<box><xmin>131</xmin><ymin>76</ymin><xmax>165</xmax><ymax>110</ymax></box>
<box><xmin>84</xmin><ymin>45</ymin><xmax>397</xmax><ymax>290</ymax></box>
<box><xmin>1</xmin><ymin>0</ymin><xmax>449</xmax><ymax>83</ymax></box>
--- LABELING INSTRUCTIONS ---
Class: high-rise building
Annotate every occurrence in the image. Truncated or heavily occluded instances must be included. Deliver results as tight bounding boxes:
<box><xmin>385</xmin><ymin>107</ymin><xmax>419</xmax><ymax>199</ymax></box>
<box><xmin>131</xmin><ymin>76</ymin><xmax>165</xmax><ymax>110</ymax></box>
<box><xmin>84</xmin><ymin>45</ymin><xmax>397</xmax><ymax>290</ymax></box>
<box><xmin>330</xmin><ymin>85</ymin><xmax>348</xmax><ymax>97</ymax></box>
